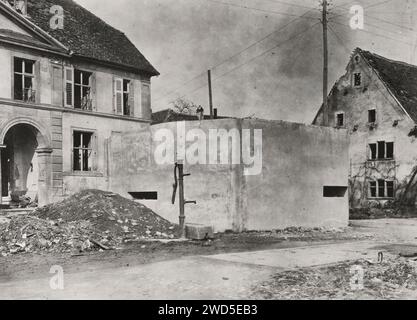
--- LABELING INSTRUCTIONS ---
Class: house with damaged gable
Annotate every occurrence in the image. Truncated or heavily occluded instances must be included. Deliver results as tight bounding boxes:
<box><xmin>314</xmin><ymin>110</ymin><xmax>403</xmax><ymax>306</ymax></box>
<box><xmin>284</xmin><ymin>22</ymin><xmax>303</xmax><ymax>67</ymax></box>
<box><xmin>313</xmin><ymin>48</ymin><xmax>417</xmax><ymax>209</ymax></box>
<box><xmin>0</xmin><ymin>0</ymin><xmax>159</xmax><ymax>207</ymax></box>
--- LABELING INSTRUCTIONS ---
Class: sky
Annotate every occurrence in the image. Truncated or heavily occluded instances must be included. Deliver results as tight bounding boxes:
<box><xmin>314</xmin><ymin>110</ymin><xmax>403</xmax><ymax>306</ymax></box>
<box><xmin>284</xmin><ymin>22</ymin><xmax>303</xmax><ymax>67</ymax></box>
<box><xmin>76</xmin><ymin>0</ymin><xmax>416</xmax><ymax>123</ymax></box>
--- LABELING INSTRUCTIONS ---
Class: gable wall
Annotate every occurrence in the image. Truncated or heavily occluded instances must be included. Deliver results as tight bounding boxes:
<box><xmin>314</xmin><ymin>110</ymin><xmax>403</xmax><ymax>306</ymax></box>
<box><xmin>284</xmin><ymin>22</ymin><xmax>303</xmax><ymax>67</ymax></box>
<box><xmin>314</xmin><ymin>53</ymin><xmax>417</xmax><ymax>208</ymax></box>
<box><xmin>0</xmin><ymin>12</ymin><xmax>30</xmax><ymax>35</ymax></box>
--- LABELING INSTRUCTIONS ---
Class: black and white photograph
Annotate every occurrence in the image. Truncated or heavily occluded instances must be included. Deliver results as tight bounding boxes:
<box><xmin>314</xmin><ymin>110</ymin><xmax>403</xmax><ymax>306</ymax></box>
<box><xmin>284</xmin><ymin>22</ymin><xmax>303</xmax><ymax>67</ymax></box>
<box><xmin>0</xmin><ymin>0</ymin><xmax>416</xmax><ymax>306</ymax></box>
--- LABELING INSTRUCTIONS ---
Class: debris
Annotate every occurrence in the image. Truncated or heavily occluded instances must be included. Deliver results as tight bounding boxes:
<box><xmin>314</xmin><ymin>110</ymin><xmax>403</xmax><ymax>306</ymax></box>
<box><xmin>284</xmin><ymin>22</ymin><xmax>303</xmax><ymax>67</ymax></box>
<box><xmin>371</xmin><ymin>277</ymin><xmax>383</xmax><ymax>284</ymax></box>
<box><xmin>90</xmin><ymin>239</ymin><xmax>110</xmax><ymax>251</ymax></box>
<box><xmin>1</xmin><ymin>190</ymin><xmax>179</xmax><ymax>256</ymax></box>
<box><xmin>399</xmin><ymin>252</ymin><xmax>417</xmax><ymax>258</ymax></box>
<box><xmin>33</xmin><ymin>190</ymin><xmax>179</xmax><ymax>240</ymax></box>
<box><xmin>0</xmin><ymin>217</ymin><xmax>10</xmax><ymax>225</ymax></box>
<box><xmin>365</xmin><ymin>259</ymin><xmax>375</xmax><ymax>265</ymax></box>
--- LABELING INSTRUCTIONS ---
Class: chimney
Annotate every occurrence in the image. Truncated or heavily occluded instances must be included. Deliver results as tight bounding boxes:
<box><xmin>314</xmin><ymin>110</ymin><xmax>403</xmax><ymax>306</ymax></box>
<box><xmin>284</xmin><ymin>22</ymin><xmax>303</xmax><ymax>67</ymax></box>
<box><xmin>13</xmin><ymin>0</ymin><xmax>27</xmax><ymax>15</ymax></box>
<box><xmin>213</xmin><ymin>108</ymin><xmax>218</xmax><ymax>119</ymax></box>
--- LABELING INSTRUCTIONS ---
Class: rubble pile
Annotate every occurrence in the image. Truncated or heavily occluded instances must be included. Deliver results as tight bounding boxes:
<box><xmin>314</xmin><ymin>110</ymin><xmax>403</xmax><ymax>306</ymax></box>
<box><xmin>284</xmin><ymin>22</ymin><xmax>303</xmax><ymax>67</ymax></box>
<box><xmin>252</xmin><ymin>257</ymin><xmax>417</xmax><ymax>300</ymax></box>
<box><xmin>0</xmin><ymin>216</ymin><xmax>104</xmax><ymax>257</ymax></box>
<box><xmin>34</xmin><ymin>190</ymin><xmax>178</xmax><ymax>240</ymax></box>
<box><xmin>0</xmin><ymin>190</ymin><xmax>179</xmax><ymax>256</ymax></box>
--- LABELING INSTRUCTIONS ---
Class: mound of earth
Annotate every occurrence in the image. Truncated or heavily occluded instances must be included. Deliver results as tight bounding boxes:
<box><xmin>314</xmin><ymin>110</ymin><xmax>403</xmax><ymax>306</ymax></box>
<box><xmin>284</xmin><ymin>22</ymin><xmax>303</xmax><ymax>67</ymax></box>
<box><xmin>33</xmin><ymin>190</ymin><xmax>178</xmax><ymax>242</ymax></box>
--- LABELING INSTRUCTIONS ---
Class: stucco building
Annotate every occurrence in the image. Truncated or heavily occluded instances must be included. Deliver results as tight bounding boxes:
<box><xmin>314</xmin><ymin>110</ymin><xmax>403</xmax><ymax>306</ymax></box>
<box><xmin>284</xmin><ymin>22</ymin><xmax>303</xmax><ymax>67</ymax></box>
<box><xmin>109</xmin><ymin>119</ymin><xmax>349</xmax><ymax>232</ymax></box>
<box><xmin>313</xmin><ymin>48</ymin><xmax>417</xmax><ymax>209</ymax></box>
<box><xmin>0</xmin><ymin>0</ymin><xmax>158</xmax><ymax>207</ymax></box>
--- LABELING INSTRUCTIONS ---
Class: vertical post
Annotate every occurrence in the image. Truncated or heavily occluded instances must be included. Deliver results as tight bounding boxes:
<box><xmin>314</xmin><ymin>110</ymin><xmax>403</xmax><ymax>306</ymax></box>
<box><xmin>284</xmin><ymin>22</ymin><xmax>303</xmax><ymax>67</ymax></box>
<box><xmin>0</xmin><ymin>145</ymin><xmax>5</xmax><ymax>205</ymax></box>
<box><xmin>178</xmin><ymin>161</ymin><xmax>186</xmax><ymax>239</ymax></box>
<box><xmin>208</xmin><ymin>70</ymin><xmax>214</xmax><ymax>120</ymax></box>
<box><xmin>36</xmin><ymin>147</ymin><xmax>53</xmax><ymax>207</ymax></box>
<box><xmin>322</xmin><ymin>0</ymin><xmax>329</xmax><ymax>126</ymax></box>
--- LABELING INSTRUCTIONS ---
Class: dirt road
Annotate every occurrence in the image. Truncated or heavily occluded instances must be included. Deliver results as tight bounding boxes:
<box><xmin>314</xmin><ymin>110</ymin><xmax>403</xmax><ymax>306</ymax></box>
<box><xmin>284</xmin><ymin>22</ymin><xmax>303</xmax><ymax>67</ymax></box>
<box><xmin>1</xmin><ymin>219</ymin><xmax>417</xmax><ymax>300</ymax></box>
<box><xmin>0</xmin><ymin>241</ymin><xmax>383</xmax><ymax>300</ymax></box>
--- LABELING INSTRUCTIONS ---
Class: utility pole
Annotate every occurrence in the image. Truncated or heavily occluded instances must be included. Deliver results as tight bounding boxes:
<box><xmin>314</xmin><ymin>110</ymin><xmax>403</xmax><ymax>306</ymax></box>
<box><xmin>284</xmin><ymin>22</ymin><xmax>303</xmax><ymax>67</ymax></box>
<box><xmin>208</xmin><ymin>70</ymin><xmax>214</xmax><ymax>119</ymax></box>
<box><xmin>321</xmin><ymin>0</ymin><xmax>329</xmax><ymax>126</ymax></box>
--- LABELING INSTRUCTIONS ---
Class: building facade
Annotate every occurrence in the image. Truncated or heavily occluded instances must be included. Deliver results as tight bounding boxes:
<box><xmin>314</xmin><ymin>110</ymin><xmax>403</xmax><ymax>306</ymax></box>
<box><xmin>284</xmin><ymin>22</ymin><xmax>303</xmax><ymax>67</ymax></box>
<box><xmin>313</xmin><ymin>48</ymin><xmax>417</xmax><ymax>209</ymax></box>
<box><xmin>0</xmin><ymin>0</ymin><xmax>159</xmax><ymax>206</ymax></box>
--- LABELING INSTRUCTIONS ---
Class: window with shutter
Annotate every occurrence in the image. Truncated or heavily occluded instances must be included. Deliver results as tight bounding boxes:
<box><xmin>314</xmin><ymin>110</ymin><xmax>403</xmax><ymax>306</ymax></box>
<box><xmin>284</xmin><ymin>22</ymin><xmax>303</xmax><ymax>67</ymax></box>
<box><xmin>65</xmin><ymin>67</ymin><xmax>74</xmax><ymax>107</ymax></box>
<box><xmin>74</xmin><ymin>69</ymin><xmax>92</xmax><ymax>110</ymax></box>
<box><xmin>114</xmin><ymin>78</ymin><xmax>123</xmax><ymax>114</ymax></box>
<box><xmin>123</xmin><ymin>79</ymin><xmax>130</xmax><ymax>116</ymax></box>
<box><xmin>128</xmin><ymin>81</ymin><xmax>135</xmax><ymax>116</ymax></box>
<box><xmin>141</xmin><ymin>83</ymin><xmax>151</xmax><ymax>119</ymax></box>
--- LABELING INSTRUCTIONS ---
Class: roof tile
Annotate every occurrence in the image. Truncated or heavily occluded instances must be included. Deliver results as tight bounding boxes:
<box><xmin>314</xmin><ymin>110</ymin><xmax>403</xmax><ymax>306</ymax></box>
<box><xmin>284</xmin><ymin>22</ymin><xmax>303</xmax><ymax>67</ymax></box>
<box><xmin>25</xmin><ymin>0</ymin><xmax>159</xmax><ymax>76</ymax></box>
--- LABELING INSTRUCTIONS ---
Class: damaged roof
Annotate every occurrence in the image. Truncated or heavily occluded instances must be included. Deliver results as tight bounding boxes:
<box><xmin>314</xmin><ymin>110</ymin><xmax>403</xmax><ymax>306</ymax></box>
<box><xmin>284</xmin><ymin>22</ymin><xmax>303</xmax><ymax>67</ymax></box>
<box><xmin>24</xmin><ymin>0</ymin><xmax>159</xmax><ymax>76</ymax></box>
<box><xmin>358</xmin><ymin>48</ymin><xmax>417</xmax><ymax>122</ymax></box>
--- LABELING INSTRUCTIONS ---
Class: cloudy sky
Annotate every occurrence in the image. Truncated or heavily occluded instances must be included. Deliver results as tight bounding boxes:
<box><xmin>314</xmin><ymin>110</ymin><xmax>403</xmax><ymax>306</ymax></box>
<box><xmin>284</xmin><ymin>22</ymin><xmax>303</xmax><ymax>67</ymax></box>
<box><xmin>76</xmin><ymin>0</ymin><xmax>416</xmax><ymax>123</ymax></box>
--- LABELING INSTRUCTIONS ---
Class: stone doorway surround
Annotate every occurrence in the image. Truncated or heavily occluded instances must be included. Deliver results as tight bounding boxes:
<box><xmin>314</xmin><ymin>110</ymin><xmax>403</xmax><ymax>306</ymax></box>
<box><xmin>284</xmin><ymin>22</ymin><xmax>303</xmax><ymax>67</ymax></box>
<box><xmin>0</xmin><ymin>118</ymin><xmax>53</xmax><ymax>207</ymax></box>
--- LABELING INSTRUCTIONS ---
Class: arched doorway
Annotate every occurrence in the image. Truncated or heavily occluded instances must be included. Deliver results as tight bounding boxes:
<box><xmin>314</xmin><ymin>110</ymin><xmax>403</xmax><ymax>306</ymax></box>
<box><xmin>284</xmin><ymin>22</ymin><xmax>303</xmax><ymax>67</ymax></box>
<box><xmin>0</xmin><ymin>121</ymin><xmax>52</xmax><ymax>208</ymax></box>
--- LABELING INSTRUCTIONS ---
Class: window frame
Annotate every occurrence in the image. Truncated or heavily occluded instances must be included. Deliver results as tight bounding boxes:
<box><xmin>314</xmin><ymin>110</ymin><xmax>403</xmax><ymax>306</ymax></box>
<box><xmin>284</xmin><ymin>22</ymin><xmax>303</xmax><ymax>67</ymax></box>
<box><xmin>368</xmin><ymin>109</ymin><xmax>376</xmax><ymax>124</ymax></box>
<box><xmin>65</xmin><ymin>67</ymin><xmax>94</xmax><ymax>110</ymax></box>
<box><xmin>114</xmin><ymin>78</ymin><xmax>132</xmax><ymax>116</ymax></box>
<box><xmin>368</xmin><ymin>141</ymin><xmax>394</xmax><ymax>161</ymax></box>
<box><xmin>353</xmin><ymin>72</ymin><xmax>362</xmax><ymax>87</ymax></box>
<box><xmin>74</xmin><ymin>69</ymin><xmax>92</xmax><ymax>110</ymax></box>
<box><xmin>72</xmin><ymin>129</ymin><xmax>96</xmax><ymax>173</ymax></box>
<box><xmin>368</xmin><ymin>179</ymin><xmax>395</xmax><ymax>199</ymax></box>
<box><xmin>13</xmin><ymin>57</ymin><xmax>36</xmax><ymax>102</ymax></box>
<box><xmin>335</xmin><ymin>112</ymin><xmax>345</xmax><ymax>127</ymax></box>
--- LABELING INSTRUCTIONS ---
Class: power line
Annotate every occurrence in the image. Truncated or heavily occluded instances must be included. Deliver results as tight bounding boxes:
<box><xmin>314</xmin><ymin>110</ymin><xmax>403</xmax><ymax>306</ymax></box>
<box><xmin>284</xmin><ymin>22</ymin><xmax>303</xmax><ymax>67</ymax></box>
<box><xmin>154</xmin><ymin>72</ymin><xmax>206</xmax><ymax>102</ymax></box>
<box><xmin>255</xmin><ymin>0</ymin><xmax>318</xmax><ymax>10</ymax></box>
<box><xmin>329</xmin><ymin>5</ymin><xmax>415</xmax><ymax>32</ymax></box>
<box><xmin>178</xmin><ymin>22</ymin><xmax>321</xmax><ymax>99</ymax></box>
<box><xmin>206</xmin><ymin>0</ymin><xmax>319</xmax><ymax>20</ymax></box>
<box><xmin>274</xmin><ymin>29</ymin><xmax>323</xmax><ymax>90</ymax></box>
<box><xmin>327</xmin><ymin>24</ymin><xmax>408</xmax><ymax>109</ymax></box>
<box><xmin>210</xmin><ymin>7</ymin><xmax>318</xmax><ymax>71</ymax></box>
<box><xmin>365</xmin><ymin>14</ymin><xmax>414</xmax><ymax>32</ymax></box>
<box><xmin>154</xmin><ymin>5</ymin><xmax>318</xmax><ymax>102</ymax></box>
<box><xmin>330</xmin><ymin>0</ymin><xmax>395</xmax><ymax>19</ymax></box>
<box><xmin>329</xmin><ymin>20</ymin><xmax>414</xmax><ymax>46</ymax></box>
<box><xmin>329</xmin><ymin>12</ymin><xmax>414</xmax><ymax>38</ymax></box>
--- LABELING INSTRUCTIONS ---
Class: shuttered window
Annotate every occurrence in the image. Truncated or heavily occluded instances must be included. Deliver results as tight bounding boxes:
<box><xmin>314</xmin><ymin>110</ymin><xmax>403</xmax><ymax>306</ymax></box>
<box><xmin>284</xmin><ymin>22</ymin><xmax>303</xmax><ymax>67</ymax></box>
<box><xmin>114</xmin><ymin>78</ymin><xmax>123</xmax><ymax>114</ymax></box>
<box><xmin>65</xmin><ymin>68</ymin><xmax>93</xmax><ymax>111</ymax></box>
<box><xmin>65</xmin><ymin>67</ymin><xmax>74</xmax><ymax>107</ymax></box>
<box><xmin>114</xmin><ymin>78</ymin><xmax>133</xmax><ymax>116</ymax></box>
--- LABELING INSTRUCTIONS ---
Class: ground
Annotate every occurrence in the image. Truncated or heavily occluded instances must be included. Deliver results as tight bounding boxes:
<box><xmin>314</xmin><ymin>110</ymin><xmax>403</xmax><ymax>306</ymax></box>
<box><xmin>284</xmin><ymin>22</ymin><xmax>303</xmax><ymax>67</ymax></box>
<box><xmin>1</xmin><ymin>218</ymin><xmax>417</xmax><ymax>300</ymax></box>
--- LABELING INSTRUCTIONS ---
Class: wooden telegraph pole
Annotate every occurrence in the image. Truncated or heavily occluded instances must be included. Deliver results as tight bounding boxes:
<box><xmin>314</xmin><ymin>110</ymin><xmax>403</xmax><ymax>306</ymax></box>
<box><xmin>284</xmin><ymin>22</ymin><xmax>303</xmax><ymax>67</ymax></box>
<box><xmin>208</xmin><ymin>70</ymin><xmax>214</xmax><ymax>119</ymax></box>
<box><xmin>322</xmin><ymin>0</ymin><xmax>329</xmax><ymax>126</ymax></box>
